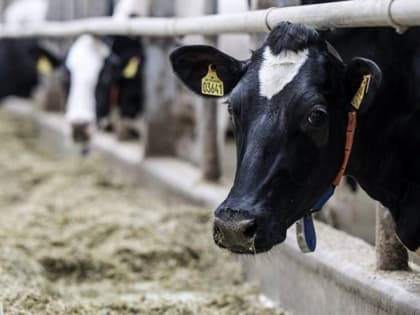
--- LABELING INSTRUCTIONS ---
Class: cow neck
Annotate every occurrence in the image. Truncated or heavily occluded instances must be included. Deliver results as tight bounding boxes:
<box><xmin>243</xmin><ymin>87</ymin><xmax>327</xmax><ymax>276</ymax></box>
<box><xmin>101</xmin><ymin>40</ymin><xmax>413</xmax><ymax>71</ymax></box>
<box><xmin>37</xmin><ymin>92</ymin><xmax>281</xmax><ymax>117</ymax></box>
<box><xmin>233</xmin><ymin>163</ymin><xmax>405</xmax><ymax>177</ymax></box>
<box><xmin>313</xmin><ymin>111</ymin><xmax>357</xmax><ymax>209</ymax></box>
<box><xmin>296</xmin><ymin>111</ymin><xmax>358</xmax><ymax>253</ymax></box>
<box><xmin>296</xmin><ymin>41</ymin><xmax>358</xmax><ymax>253</ymax></box>
<box><xmin>333</xmin><ymin>112</ymin><xmax>357</xmax><ymax>186</ymax></box>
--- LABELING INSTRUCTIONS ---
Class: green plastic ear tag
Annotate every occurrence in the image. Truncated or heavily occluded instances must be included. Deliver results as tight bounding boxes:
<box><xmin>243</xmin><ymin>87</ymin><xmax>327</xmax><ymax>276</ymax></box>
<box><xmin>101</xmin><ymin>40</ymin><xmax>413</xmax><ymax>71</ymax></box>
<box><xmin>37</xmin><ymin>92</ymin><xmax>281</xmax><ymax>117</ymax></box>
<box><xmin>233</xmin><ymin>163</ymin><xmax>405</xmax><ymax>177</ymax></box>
<box><xmin>351</xmin><ymin>74</ymin><xmax>371</xmax><ymax>110</ymax></box>
<box><xmin>201</xmin><ymin>65</ymin><xmax>224</xmax><ymax>97</ymax></box>
<box><xmin>37</xmin><ymin>56</ymin><xmax>53</xmax><ymax>75</ymax></box>
<box><xmin>122</xmin><ymin>57</ymin><xmax>140</xmax><ymax>79</ymax></box>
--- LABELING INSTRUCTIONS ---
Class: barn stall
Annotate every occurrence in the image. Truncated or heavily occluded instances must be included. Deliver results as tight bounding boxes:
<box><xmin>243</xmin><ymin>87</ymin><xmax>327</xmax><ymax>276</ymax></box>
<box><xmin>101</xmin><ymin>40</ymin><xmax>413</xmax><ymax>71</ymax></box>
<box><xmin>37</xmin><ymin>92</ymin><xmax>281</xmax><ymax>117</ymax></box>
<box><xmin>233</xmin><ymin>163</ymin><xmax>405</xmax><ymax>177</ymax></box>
<box><xmin>0</xmin><ymin>0</ymin><xmax>420</xmax><ymax>314</ymax></box>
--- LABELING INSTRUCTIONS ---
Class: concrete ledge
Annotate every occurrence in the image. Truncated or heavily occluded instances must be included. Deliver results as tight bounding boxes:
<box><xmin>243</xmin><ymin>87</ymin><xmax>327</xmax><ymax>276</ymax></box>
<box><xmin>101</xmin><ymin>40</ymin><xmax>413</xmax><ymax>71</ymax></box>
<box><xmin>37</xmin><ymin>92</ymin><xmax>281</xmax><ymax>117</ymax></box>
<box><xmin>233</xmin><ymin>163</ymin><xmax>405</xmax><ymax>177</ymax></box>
<box><xmin>242</xmin><ymin>224</ymin><xmax>420</xmax><ymax>315</ymax></box>
<box><xmin>2</xmin><ymin>99</ymin><xmax>420</xmax><ymax>315</ymax></box>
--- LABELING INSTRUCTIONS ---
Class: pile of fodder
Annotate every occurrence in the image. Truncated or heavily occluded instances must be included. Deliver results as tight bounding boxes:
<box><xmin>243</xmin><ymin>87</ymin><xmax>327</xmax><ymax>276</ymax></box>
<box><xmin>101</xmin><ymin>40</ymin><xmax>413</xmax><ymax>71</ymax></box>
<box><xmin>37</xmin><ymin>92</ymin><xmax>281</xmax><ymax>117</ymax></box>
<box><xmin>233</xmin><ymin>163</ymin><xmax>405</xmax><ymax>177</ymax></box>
<box><xmin>0</xmin><ymin>113</ymin><xmax>284</xmax><ymax>315</ymax></box>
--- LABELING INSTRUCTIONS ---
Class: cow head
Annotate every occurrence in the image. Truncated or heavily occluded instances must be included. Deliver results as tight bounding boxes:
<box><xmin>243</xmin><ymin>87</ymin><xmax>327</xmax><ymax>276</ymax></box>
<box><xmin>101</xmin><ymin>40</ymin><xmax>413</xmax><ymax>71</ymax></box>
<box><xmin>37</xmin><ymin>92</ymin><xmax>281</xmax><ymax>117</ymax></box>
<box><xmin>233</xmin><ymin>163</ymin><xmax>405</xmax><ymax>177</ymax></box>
<box><xmin>170</xmin><ymin>22</ymin><xmax>381</xmax><ymax>254</ymax></box>
<box><xmin>96</xmin><ymin>35</ymin><xmax>143</xmax><ymax>129</ymax></box>
<box><xmin>0</xmin><ymin>39</ymin><xmax>61</xmax><ymax>100</ymax></box>
<box><xmin>64</xmin><ymin>35</ymin><xmax>111</xmax><ymax>143</ymax></box>
<box><xmin>64</xmin><ymin>34</ymin><xmax>142</xmax><ymax>143</ymax></box>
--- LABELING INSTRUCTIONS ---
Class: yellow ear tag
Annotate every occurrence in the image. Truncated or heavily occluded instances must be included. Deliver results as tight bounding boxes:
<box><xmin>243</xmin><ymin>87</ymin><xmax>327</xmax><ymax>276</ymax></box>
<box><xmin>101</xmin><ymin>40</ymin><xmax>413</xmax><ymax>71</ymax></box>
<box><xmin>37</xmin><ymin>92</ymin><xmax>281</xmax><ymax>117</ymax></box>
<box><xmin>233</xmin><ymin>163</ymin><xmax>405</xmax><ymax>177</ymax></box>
<box><xmin>37</xmin><ymin>56</ymin><xmax>53</xmax><ymax>75</ymax></box>
<box><xmin>351</xmin><ymin>74</ymin><xmax>371</xmax><ymax>110</ymax></box>
<box><xmin>122</xmin><ymin>57</ymin><xmax>140</xmax><ymax>79</ymax></box>
<box><xmin>201</xmin><ymin>65</ymin><xmax>224</xmax><ymax>97</ymax></box>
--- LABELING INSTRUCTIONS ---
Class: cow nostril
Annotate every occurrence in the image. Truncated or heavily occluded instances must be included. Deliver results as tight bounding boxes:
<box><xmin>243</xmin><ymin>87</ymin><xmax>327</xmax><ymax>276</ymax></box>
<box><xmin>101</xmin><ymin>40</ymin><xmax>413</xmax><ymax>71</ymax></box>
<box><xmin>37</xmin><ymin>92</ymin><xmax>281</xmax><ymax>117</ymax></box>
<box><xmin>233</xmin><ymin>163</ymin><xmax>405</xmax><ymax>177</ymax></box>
<box><xmin>213</xmin><ymin>213</ymin><xmax>257</xmax><ymax>253</ymax></box>
<box><xmin>242</xmin><ymin>220</ymin><xmax>257</xmax><ymax>239</ymax></box>
<box><xmin>213</xmin><ymin>218</ymin><xmax>226</xmax><ymax>246</ymax></box>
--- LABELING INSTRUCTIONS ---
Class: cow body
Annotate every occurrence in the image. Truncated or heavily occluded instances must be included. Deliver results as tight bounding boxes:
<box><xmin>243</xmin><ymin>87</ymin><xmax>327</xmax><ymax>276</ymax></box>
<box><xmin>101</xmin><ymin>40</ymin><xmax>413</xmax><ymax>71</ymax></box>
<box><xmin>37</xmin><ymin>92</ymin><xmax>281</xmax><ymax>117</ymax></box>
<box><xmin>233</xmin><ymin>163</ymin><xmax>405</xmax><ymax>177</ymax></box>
<box><xmin>324</xmin><ymin>27</ymin><xmax>420</xmax><ymax>250</ymax></box>
<box><xmin>170</xmin><ymin>22</ymin><xmax>420</xmax><ymax>253</ymax></box>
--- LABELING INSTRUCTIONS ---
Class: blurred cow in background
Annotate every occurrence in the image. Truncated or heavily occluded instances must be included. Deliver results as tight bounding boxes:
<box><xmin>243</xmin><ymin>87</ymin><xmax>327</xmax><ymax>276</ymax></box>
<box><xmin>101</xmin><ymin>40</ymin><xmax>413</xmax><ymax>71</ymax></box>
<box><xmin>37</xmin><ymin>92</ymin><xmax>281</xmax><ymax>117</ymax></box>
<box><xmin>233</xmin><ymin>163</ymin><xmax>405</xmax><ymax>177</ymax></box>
<box><xmin>3</xmin><ymin>0</ymin><xmax>47</xmax><ymax>23</ymax></box>
<box><xmin>64</xmin><ymin>0</ymin><xmax>146</xmax><ymax>143</ymax></box>
<box><xmin>0</xmin><ymin>0</ymin><xmax>60</xmax><ymax>101</ymax></box>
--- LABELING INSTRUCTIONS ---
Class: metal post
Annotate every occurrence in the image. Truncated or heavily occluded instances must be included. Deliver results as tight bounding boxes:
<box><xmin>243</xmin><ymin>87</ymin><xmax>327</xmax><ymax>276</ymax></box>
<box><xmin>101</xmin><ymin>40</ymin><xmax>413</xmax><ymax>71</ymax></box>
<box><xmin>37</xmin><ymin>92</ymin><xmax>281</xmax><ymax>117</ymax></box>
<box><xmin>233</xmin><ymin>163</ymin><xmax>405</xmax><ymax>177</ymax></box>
<box><xmin>199</xmin><ymin>0</ymin><xmax>222</xmax><ymax>181</ymax></box>
<box><xmin>0</xmin><ymin>0</ymin><xmax>4</xmax><ymax>23</ymax></box>
<box><xmin>144</xmin><ymin>0</ymin><xmax>179</xmax><ymax>157</ymax></box>
<box><xmin>249</xmin><ymin>0</ymin><xmax>276</xmax><ymax>48</ymax></box>
<box><xmin>375</xmin><ymin>203</ymin><xmax>409</xmax><ymax>271</ymax></box>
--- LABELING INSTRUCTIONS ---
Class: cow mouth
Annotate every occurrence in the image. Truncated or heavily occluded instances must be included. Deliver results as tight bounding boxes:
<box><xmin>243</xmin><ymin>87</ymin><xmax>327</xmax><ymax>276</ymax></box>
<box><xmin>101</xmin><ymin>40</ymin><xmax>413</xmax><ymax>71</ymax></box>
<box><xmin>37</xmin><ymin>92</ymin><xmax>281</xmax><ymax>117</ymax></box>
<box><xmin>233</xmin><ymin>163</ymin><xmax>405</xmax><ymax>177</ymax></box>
<box><xmin>213</xmin><ymin>223</ymin><xmax>286</xmax><ymax>255</ymax></box>
<box><xmin>71</xmin><ymin>123</ymin><xmax>91</xmax><ymax>143</ymax></box>
<box><xmin>214</xmin><ymin>241</ymin><xmax>278</xmax><ymax>255</ymax></box>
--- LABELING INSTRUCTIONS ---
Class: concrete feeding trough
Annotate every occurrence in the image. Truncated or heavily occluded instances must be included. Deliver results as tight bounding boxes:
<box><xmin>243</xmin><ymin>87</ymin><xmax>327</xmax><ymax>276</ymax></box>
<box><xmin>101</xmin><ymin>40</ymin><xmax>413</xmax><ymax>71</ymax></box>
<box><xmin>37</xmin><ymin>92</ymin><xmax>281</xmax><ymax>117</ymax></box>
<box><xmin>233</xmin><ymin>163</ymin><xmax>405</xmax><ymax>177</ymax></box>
<box><xmin>2</xmin><ymin>98</ymin><xmax>420</xmax><ymax>315</ymax></box>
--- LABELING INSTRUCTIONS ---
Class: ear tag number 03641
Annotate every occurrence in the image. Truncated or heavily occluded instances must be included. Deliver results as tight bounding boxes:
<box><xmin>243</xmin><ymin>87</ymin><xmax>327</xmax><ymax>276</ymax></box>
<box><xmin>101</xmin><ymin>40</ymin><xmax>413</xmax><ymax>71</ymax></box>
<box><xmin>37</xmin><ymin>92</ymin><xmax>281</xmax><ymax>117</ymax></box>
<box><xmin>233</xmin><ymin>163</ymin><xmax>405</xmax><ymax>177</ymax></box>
<box><xmin>351</xmin><ymin>74</ymin><xmax>371</xmax><ymax>110</ymax></box>
<box><xmin>201</xmin><ymin>64</ymin><xmax>224</xmax><ymax>97</ymax></box>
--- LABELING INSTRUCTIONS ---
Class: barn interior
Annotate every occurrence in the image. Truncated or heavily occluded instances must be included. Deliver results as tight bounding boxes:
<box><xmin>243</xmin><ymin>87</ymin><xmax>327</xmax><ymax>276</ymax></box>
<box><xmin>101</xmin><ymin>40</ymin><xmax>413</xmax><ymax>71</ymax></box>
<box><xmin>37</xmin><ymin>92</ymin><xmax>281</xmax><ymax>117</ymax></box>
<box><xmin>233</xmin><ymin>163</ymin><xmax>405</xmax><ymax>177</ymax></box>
<box><xmin>0</xmin><ymin>1</ymin><xmax>419</xmax><ymax>315</ymax></box>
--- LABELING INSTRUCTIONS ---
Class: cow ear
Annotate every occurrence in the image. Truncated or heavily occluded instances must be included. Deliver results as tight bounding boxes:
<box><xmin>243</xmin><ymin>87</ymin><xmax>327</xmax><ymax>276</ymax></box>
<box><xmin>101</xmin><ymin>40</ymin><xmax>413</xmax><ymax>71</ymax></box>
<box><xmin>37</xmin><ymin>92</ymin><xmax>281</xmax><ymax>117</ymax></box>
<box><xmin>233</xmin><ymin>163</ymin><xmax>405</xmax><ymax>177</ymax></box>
<box><xmin>344</xmin><ymin>57</ymin><xmax>382</xmax><ymax>114</ymax></box>
<box><xmin>29</xmin><ymin>46</ymin><xmax>62</xmax><ymax>75</ymax></box>
<box><xmin>170</xmin><ymin>45</ymin><xmax>248</xmax><ymax>98</ymax></box>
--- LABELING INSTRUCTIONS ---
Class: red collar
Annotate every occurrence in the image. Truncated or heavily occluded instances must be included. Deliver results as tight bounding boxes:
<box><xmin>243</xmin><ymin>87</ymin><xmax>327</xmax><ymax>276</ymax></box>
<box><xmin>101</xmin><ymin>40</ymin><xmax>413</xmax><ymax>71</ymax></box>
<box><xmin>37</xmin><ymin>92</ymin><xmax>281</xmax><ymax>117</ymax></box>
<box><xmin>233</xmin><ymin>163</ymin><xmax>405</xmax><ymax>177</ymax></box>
<box><xmin>333</xmin><ymin>111</ymin><xmax>357</xmax><ymax>186</ymax></box>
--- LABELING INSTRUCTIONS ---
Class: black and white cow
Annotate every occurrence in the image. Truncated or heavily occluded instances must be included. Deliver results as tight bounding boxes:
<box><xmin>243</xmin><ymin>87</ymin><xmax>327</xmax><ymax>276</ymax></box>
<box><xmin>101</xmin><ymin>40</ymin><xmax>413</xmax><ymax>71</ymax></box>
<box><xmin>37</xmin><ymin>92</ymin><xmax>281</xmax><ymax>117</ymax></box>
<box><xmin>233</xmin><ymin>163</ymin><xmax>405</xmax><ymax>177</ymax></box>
<box><xmin>64</xmin><ymin>0</ymin><xmax>145</xmax><ymax>143</ymax></box>
<box><xmin>0</xmin><ymin>0</ymin><xmax>60</xmax><ymax>101</ymax></box>
<box><xmin>95</xmin><ymin>36</ymin><xmax>144</xmax><ymax>134</ymax></box>
<box><xmin>170</xmin><ymin>22</ymin><xmax>420</xmax><ymax>253</ymax></box>
<box><xmin>63</xmin><ymin>34</ymin><xmax>144</xmax><ymax>142</ymax></box>
<box><xmin>0</xmin><ymin>39</ymin><xmax>60</xmax><ymax>100</ymax></box>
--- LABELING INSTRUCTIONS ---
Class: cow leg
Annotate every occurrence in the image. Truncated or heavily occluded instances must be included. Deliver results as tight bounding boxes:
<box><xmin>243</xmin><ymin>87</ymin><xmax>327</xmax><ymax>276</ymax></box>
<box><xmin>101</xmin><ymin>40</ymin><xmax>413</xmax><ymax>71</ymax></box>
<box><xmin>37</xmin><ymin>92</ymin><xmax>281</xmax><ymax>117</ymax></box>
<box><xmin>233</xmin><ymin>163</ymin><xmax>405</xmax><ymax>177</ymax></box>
<box><xmin>375</xmin><ymin>203</ymin><xmax>409</xmax><ymax>271</ymax></box>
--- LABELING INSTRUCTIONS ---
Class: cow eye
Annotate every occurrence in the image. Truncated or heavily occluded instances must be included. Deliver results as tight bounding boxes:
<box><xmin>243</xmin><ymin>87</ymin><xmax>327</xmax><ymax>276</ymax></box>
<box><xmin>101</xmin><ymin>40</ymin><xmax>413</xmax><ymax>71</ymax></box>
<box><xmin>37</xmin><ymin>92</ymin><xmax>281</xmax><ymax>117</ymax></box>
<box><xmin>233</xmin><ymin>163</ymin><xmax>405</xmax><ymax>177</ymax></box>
<box><xmin>307</xmin><ymin>106</ymin><xmax>328</xmax><ymax>128</ymax></box>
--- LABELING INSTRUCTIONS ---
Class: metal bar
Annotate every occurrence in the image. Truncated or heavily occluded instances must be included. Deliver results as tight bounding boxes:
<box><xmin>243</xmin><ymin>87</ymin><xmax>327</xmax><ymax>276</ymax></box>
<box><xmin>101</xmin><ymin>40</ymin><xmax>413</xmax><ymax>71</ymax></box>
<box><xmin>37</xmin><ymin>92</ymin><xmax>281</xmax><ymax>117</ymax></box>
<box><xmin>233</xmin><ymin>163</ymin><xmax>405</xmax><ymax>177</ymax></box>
<box><xmin>0</xmin><ymin>0</ymin><xmax>419</xmax><ymax>38</ymax></box>
<box><xmin>200</xmin><ymin>0</ymin><xmax>222</xmax><ymax>182</ymax></box>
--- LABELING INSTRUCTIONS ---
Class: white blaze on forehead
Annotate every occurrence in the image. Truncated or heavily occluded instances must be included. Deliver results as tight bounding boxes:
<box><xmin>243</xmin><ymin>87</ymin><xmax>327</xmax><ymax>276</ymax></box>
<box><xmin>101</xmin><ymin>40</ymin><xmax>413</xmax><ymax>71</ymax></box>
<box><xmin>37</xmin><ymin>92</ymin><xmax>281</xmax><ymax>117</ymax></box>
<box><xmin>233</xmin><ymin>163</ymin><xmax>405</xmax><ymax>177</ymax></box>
<box><xmin>259</xmin><ymin>47</ymin><xmax>309</xmax><ymax>100</ymax></box>
<box><xmin>65</xmin><ymin>35</ymin><xmax>110</xmax><ymax>125</ymax></box>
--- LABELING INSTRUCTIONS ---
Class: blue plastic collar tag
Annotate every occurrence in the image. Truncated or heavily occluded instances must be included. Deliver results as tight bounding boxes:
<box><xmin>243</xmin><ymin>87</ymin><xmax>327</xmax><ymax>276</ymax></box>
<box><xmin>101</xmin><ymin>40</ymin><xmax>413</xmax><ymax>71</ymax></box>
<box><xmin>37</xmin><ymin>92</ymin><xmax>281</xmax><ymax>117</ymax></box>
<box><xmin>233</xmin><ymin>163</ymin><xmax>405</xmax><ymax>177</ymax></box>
<box><xmin>296</xmin><ymin>214</ymin><xmax>317</xmax><ymax>253</ymax></box>
<box><xmin>312</xmin><ymin>186</ymin><xmax>335</xmax><ymax>212</ymax></box>
<box><xmin>296</xmin><ymin>185</ymin><xmax>336</xmax><ymax>253</ymax></box>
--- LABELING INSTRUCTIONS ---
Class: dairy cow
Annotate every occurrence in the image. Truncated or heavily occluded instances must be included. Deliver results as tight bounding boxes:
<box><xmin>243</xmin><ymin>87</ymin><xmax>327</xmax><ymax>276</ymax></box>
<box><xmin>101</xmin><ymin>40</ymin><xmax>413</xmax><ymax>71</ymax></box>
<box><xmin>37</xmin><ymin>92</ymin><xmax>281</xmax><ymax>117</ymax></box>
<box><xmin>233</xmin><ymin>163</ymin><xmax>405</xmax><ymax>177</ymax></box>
<box><xmin>64</xmin><ymin>0</ymin><xmax>145</xmax><ymax>143</ymax></box>
<box><xmin>95</xmin><ymin>36</ymin><xmax>144</xmax><ymax>135</ymax></box>
<box><xmin>0</xmin><ymin>0</ymin><xmax>59</xmax><ymax>101</ymax></box>
<box><xmin>171</xmin><ymin>22</ymin><xmax>420</xmax><ymax>253</ymax></box>
<box><xmin>0</xmin><ymin>39</ymin><xmax>60</xmax><ymax>100</ymax></box>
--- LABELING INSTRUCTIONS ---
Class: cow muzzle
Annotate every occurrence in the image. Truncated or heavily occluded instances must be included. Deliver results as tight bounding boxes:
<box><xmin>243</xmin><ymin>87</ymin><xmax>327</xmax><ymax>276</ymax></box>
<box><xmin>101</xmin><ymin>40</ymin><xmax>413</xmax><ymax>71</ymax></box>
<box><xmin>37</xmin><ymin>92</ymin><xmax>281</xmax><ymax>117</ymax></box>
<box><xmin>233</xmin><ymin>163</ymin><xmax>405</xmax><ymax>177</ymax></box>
<box><xmin>71</xmin><ymin>122</ymin><xmax>90</xmax><ymax>143</ymax></box>
<box><xmin>213</xmin><ymin>208</ymin><xmax>257</xmax><ymax>254</ymax></box>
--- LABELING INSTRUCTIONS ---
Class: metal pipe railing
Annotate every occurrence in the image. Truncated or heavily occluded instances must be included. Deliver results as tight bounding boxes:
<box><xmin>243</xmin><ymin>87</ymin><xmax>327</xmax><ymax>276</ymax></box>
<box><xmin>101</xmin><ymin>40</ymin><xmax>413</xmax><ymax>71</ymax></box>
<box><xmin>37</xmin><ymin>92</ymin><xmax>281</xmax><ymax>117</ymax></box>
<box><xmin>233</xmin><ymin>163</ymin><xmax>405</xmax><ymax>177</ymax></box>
<box><xmin>0</xmin><ymin>0</ymin><xmax>419</xmax><ymax>38</ymax></box>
